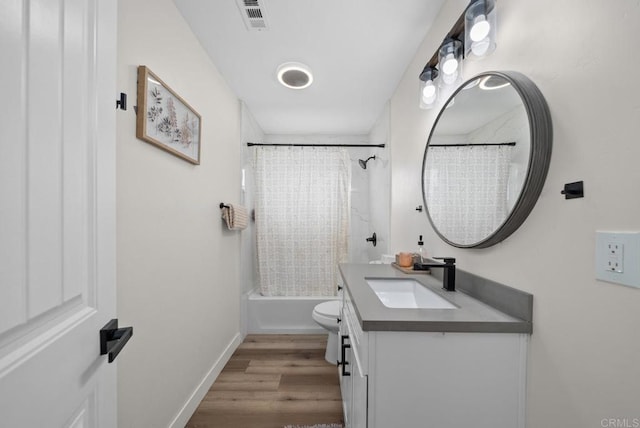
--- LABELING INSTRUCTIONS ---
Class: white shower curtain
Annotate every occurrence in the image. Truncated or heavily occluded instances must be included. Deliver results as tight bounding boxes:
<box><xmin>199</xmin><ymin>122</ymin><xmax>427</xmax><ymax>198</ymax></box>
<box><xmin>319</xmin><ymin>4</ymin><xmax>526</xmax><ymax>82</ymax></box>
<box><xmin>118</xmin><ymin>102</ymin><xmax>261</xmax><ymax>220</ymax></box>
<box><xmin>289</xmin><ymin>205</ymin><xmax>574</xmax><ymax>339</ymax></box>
<box><xmin>424</xmin><ymin>145</ymin><xmax>512</xmax><ymax>245</ymax></box>
<box><xmin>253</xmin><ymin>147</ymin><xmax>351</xmax><ymax>296</ymax></box>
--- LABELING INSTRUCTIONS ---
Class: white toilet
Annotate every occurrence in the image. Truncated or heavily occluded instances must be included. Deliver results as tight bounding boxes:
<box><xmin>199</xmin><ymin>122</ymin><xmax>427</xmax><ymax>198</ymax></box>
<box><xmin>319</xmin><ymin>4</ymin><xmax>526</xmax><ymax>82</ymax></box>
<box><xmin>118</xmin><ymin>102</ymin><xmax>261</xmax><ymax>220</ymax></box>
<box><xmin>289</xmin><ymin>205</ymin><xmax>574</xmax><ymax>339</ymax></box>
<box><xmin>312</xmin><ymin>300</ymin><xmax>341</xmax><ymax>364</ymax></box>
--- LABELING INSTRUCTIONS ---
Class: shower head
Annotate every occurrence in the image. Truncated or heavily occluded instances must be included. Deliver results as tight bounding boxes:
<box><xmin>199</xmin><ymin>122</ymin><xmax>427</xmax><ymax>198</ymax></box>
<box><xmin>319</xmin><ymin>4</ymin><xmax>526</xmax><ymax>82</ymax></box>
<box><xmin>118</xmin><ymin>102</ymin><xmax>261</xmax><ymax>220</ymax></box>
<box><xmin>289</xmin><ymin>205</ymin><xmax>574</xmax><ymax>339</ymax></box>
<box><xmin>358</xmin><ymin>156</ymin><xmax>376</xmax><ymax>169</ymax></box>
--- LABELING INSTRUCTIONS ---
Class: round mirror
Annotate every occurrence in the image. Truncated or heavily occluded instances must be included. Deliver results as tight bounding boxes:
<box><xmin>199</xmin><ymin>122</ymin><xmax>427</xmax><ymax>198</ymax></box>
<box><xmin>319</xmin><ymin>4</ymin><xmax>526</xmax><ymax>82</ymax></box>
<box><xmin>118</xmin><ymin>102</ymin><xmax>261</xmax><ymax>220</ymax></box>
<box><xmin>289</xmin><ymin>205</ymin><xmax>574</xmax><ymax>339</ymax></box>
<box><xmin>422</xmin><ymin>71</ymin><xmax>552</xmax><ymax>248</ymax></box>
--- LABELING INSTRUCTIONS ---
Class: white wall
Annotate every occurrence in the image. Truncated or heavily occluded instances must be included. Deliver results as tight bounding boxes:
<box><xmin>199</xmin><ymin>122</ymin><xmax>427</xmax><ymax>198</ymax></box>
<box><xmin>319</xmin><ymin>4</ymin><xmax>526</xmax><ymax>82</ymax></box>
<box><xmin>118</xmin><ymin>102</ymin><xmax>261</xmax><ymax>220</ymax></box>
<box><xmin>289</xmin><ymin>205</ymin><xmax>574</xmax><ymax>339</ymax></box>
<box><xmin>389</xmin><ymin>1</ymin><xmax>640</xmax><ymax>426</ymax></box>
<box><xmin>116</xmin><ymin>0</ymin><xmax>242</xmax><ymax>426</ymax></box>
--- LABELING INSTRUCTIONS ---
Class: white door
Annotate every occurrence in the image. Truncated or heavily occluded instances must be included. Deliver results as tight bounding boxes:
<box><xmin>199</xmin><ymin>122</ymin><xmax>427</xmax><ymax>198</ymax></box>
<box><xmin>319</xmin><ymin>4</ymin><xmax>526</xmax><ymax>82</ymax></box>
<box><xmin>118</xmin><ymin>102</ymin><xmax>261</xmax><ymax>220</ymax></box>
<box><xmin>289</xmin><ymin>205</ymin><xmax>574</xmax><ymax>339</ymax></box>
<box><xmin>0</xmin><ymin>0</ymin><xmax>118</xmax><ymax>426</ymax></box>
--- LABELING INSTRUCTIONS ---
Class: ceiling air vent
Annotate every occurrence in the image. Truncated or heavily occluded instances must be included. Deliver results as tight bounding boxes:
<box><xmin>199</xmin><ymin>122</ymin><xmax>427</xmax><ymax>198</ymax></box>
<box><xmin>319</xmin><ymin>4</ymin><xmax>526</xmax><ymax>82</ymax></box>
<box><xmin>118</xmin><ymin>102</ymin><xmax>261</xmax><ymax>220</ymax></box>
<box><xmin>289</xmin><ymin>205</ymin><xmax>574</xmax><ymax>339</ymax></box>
<box><xmin>236</xmin><ymin>0</ymin><xmax>269</xmax><ymax>31</ymax></box>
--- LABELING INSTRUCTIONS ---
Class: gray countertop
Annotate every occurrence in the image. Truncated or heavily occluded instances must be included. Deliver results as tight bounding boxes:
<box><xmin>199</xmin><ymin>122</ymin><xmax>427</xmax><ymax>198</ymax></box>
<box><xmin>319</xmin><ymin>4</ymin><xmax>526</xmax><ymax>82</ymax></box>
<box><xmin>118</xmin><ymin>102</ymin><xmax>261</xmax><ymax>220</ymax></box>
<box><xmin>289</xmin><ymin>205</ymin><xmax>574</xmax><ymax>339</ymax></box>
<box><xmin>339</xmin><ymin>263</ymin><xmax>532</xmax><ymax>334</ymax></box>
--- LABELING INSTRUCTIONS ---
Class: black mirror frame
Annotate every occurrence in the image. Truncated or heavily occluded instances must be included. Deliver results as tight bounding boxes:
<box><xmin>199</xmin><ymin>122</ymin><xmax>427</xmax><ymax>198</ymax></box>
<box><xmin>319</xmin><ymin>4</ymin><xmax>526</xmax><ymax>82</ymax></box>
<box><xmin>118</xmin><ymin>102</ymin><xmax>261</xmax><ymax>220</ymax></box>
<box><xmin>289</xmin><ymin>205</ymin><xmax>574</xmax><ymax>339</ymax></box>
<box><xmin>422</xmin><ymin>71</ymin><xmax>553</xmax><ymax>248</ymax></box>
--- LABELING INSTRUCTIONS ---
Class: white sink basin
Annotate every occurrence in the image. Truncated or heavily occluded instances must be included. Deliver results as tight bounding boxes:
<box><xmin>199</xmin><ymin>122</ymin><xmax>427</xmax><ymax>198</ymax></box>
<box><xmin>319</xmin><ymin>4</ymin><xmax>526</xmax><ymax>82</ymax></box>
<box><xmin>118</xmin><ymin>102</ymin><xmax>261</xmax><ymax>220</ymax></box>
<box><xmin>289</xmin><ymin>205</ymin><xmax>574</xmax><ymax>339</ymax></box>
<box><xmin>366</xmin><ymin>278</ymin><xmax>456</xmax><ymax>309</ymax></box>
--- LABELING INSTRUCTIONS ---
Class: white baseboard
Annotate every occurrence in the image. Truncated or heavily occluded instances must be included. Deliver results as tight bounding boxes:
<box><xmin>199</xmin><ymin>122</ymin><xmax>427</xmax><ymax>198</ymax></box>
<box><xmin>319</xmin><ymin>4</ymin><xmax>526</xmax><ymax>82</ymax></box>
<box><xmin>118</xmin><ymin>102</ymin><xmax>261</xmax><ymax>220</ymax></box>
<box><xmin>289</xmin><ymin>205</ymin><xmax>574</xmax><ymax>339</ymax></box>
<box><xmin>168</xmin><ymin>332</ymin><xmax>243</xmax><ymax>428</ymax></box>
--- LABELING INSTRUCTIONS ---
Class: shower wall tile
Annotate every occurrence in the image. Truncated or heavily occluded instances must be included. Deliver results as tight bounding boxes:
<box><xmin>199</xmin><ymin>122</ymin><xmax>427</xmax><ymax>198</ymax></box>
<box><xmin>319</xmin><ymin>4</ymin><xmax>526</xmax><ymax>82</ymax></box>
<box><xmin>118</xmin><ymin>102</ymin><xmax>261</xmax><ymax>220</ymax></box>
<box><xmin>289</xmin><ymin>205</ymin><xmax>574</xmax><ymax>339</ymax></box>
<box><xmin>349</xmin><ymin>147</ymin><xmax>372</xmax><ymax>263</ymax></box>
<box><xmin>240</xmin><ymin>104</ymin><xmax>264</xmax><ymax>296</ymax></box>
<box><xmin>368</xmin><ymin>103</ymin><xmax>391</xmax><ymax>261</ymax></box>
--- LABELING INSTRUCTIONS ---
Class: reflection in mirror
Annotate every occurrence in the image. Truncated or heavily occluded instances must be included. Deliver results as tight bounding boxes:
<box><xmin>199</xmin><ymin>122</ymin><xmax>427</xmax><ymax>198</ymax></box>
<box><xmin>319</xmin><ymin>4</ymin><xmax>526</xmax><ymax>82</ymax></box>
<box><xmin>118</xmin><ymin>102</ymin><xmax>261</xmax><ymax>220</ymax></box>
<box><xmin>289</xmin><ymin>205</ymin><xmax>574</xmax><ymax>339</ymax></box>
<box><xmin>422</xmin><ymin>71</ymin><xmax>552</xmax><ymax>248</ymax></box>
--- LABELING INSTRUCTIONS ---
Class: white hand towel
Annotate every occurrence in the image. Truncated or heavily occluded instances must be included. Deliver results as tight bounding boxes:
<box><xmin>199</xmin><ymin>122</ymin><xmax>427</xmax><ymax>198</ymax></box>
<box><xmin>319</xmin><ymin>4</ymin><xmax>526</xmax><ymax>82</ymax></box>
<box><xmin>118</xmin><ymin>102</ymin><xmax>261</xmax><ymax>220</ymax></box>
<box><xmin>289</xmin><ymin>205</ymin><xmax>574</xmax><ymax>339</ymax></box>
<box><xmin>221</xmin><ymin>204</ymin><xmax>248</xmax><ymax>230</ymax></box>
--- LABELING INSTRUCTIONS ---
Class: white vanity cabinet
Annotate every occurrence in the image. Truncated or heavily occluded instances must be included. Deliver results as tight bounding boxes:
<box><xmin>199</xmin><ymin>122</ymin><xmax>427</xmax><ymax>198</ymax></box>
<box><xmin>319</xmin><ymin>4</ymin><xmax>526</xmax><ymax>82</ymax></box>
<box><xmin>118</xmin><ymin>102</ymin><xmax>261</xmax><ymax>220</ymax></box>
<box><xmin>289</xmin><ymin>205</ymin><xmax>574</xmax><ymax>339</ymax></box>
<box><xmin>339</xmin><ymin>289</ymin><xmax>528</xmax><ymax>428</ymax></box>
<box><xmin>338</xmin><ymin>290</ymin><xmax>368</xmax><ymax>428</ymax></box>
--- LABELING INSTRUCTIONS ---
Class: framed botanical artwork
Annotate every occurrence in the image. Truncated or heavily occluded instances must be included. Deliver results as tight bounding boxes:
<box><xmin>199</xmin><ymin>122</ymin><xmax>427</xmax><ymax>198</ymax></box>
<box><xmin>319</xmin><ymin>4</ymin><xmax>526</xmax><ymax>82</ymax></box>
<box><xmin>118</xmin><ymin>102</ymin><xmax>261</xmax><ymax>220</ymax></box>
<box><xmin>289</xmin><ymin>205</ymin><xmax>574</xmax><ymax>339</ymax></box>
<box><xmin>136</xmin><ymin>66</ymin><xmax>201</xmax><ymax>164</ymax></box>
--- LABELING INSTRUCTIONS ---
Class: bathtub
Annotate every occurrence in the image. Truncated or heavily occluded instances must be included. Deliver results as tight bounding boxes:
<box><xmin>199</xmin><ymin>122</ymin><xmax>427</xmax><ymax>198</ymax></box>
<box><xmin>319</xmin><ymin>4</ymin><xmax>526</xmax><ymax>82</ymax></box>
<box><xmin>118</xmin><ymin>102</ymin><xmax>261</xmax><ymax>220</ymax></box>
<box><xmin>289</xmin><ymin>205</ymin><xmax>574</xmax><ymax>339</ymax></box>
<box><xmin>243</xmin><ymin>289</ymin><xmax>339</xmax><ymax>334</ymax></box>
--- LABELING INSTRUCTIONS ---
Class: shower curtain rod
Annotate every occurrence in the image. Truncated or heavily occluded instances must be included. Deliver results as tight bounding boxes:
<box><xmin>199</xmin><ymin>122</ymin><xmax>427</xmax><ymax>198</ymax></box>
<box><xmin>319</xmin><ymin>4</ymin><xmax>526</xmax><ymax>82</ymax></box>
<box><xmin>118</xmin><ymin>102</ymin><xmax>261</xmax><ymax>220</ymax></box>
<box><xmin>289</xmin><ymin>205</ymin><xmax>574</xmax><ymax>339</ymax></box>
<box><xmin>429</xmin><ymin>142</ymin><xmax>516</xmax><ymax>147</ymax></box>
<box><xmin>247</xmin><ymin>142</ymin><xmax>385</xmax><ymax>148</ymax></box>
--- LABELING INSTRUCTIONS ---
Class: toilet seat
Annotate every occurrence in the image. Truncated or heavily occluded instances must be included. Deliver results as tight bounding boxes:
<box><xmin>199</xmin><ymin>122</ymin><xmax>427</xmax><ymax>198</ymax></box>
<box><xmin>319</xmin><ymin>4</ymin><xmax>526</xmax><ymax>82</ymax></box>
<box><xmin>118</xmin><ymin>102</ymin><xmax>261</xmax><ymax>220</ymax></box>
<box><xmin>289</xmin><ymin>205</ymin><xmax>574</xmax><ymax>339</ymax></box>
<box><xmin>313</xmin><ymin>300</ymin><xmax>340</xmax><ymax>318</ymax></box>
<box><xmin>312</xmin><ymin>300</ymin><xmax>340</xmax><ymax>331</ymax></box>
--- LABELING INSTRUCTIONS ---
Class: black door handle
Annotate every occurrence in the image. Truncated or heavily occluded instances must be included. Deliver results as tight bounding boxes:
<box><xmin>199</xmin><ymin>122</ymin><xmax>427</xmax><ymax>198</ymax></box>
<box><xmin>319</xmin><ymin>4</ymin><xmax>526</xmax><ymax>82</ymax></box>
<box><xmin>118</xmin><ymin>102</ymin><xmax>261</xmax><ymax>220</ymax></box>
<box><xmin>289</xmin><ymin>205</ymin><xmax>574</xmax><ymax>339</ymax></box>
<box><xmin>100</xmin><ymin>319</ymin><xmax>133</xmax><ymax>363</ymax></box>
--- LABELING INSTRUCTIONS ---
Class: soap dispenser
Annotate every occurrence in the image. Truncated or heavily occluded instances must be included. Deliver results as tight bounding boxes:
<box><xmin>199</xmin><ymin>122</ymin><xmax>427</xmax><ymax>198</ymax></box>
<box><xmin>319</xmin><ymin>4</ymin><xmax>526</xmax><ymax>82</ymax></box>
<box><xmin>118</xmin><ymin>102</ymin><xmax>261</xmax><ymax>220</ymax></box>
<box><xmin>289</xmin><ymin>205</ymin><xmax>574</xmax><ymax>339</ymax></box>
<box><xmin>416</xmin><ymin>235</ymin><xmax>425</xmax><ymax>263</ymax></box>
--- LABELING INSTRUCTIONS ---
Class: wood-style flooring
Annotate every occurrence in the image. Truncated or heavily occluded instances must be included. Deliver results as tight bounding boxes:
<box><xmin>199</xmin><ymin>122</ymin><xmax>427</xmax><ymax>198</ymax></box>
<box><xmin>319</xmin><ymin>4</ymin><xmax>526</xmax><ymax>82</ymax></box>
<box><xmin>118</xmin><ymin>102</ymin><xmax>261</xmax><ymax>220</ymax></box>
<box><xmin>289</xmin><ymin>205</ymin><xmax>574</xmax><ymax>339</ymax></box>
<box><xmin>186</xmin><ymin>334</ymin><xmax>344</xmax><ymax>428</ymax></box>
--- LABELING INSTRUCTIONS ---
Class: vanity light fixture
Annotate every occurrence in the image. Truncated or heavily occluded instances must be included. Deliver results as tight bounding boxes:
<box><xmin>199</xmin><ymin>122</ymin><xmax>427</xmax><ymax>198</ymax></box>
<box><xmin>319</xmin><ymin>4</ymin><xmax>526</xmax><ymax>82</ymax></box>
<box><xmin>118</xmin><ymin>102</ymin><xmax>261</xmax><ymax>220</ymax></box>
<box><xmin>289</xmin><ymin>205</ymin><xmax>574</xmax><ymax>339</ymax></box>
<box><xmin>419</xmin><ymin>66</ymin><xmax>439</xmax><ymax>109</ymax></box>
<box><xmin>276</xmin><ymin>62</ymin><xmax>313</xmax><ymax>89</ymax></box>
<box><xmin>464</xmin><ymin>0</ymin><xmax>497</xmax><ymax>59</ymax></box>
<box><xmin>438</xmin><ymin>38</ymin><xmax>463</xmax><ymax>86</ymax></box>
<box><xmin>417</xmin><ymin>0</ymin><xmax>498</xmax><ymax>109</ymax></box>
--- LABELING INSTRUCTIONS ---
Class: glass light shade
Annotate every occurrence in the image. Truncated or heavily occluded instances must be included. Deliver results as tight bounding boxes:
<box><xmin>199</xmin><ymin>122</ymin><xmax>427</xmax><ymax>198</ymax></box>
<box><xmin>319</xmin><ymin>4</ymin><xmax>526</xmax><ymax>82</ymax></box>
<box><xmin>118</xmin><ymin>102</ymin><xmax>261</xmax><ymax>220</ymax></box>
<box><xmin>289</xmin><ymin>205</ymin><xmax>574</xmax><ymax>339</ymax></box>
<box><xmin>419</xmin><ymin>79</ymin><xmax>438</xmax><ymax>109</ymax></box>
<box><xmin>419</xmin><ymin>66</ymin><xmax>439</xmax><ymax>109</ymax></box>
<box><xmin>465</xmin><ymin>0</ymin><xmax>497</xmax><ymax>59</ymax></box>
<box><xmin>441</xmin><ymin>54</ymin><xmax>458</xmax><ymax>75</ymax></box>
<box><xmin>438</xmin><ymin>39</ymin><xmax>463</xmax><ymax>86</ymax></box>
<box><xmin>423</xmin><ymin>83</ymin><xmax>436</xmax><ymax>99</ymax></box>
<box><xmin>470</xmin><ymin>16</ymin><xmax>490</xmax><ymax>41</ymax></box>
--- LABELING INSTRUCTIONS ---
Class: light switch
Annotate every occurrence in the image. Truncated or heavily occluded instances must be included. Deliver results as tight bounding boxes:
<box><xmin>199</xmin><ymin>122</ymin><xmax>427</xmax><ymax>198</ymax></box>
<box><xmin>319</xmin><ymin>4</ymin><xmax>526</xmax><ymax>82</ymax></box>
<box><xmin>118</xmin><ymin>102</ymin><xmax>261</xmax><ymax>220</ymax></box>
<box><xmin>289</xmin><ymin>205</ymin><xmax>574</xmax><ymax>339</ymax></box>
<box><xmin>596</xmin><ymin>232</ymin><xmax>640</xmax><ymax>288</ymax></box>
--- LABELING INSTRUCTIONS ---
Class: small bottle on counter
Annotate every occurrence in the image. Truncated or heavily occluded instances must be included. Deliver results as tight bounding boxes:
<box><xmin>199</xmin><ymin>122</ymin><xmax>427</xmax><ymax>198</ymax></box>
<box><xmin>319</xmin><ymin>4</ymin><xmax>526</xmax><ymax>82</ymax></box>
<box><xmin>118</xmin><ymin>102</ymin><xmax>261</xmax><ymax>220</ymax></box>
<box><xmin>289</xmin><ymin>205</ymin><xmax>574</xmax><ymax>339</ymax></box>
<box><xmin>416</xmin><ymin>235</ymin><xmax>425</xmax><ymax>264</ymax></box>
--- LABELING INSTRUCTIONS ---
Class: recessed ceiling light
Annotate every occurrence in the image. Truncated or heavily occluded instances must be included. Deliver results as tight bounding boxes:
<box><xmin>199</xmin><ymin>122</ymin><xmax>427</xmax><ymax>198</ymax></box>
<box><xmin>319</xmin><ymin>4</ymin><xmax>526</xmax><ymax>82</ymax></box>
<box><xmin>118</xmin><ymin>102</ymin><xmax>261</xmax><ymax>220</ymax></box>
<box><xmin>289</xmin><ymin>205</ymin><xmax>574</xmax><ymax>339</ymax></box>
<box><xmin>276</xmin><ymin>62</ymin><xmax>313</xmax><ymax>90</ymax></box>
<box><xmin>479</xmin><ymin>75</ymin><xmax>510</xmax><ymax>90</ymax></box>
<box><xmin>462</xmin><ymin>78</ymin><xmax>479</xmax><ymax>90</ymax></box>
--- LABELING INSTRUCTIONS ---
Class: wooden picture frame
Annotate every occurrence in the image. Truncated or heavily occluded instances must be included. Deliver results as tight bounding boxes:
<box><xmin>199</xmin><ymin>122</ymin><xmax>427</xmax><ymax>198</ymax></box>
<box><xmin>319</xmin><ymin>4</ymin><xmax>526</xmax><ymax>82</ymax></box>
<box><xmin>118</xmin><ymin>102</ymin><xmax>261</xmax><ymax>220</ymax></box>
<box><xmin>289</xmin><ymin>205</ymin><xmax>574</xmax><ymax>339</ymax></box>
<box><xmin>136</xmin><ymin>66</ymin><xmax>201</xmax><ymax>164</ymax></box>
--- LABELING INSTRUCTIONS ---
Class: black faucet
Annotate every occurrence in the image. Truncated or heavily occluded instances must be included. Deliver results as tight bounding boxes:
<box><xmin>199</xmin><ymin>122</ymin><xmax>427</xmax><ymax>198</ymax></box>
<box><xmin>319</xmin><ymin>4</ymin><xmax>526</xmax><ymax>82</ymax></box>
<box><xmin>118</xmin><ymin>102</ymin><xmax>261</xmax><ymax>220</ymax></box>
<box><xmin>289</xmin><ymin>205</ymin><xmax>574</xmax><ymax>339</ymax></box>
<box><xmin>413</xmin><ymin>257</ymin><xmax>456</xmax><ymax>292</ymax></box>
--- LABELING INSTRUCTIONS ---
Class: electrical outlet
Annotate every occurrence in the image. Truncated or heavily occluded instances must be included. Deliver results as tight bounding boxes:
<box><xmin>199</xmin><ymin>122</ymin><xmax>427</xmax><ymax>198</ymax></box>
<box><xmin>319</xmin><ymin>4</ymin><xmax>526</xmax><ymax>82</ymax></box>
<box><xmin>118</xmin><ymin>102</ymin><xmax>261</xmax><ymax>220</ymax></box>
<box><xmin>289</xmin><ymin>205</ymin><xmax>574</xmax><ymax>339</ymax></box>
<box><xmin>606</xmin><ymin>242</ymin><xmax>623</xmax><ymax>273</ymax></box>
<box><xmin>596</xmin><ymin>232</ymin><xmax>640</xmax><ymax>288</ymax></box>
